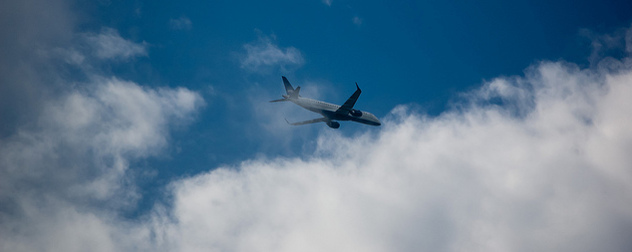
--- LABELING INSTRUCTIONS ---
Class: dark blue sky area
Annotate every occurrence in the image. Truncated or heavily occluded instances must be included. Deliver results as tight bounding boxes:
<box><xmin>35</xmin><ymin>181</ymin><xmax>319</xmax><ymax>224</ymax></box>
<box><xmin>88</xmin><ymin>0</ymin><xmax>632</xmax><ymax>118</ymax></box>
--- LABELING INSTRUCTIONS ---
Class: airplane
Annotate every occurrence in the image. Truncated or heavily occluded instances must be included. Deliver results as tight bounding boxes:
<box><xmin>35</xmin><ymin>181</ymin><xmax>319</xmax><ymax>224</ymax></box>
<box><xmin>270</xmin><ymin>76</ymin><xmax>381</xmax><ymax>129</ymax></box>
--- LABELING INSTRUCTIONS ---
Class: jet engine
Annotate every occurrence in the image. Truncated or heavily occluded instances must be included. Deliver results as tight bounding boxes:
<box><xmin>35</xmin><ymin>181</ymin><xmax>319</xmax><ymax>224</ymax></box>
<box><xmin>327</xmin><ymin>121</ymin><xmax>341</xmax><ymax>129</ymax></box>
<box><xmin>350</xmin><ymin>109</ymin><xmax>363</xmax><ymax>117</ymax></box>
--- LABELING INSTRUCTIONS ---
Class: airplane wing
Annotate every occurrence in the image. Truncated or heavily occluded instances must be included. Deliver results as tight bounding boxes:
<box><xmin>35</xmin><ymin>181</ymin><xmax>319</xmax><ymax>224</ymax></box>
<box><xmin>335</xmin><ymin>83</ymin><xmax>361</xmax><ymax>115</ymax></box>
<box><xmin>285</xmin><ymin>117</ymin><xmax>328</xmax><ymax>126</ymax></box>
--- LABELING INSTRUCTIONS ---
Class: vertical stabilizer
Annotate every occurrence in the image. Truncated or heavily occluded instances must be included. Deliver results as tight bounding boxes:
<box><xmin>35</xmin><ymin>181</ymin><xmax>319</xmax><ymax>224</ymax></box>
<box><xmin>282</xmin><ymin>76</ymin><xmax>300</xmax><ymax>99</ymax></box>
<box><xmin>282</xmin><ymin>76</ymin><xmax>294</xmax><ymax>94</ymax></box>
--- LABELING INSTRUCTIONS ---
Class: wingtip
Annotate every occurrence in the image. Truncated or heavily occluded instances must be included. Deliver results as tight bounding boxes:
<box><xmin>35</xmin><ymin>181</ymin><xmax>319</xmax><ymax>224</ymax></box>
<box><xmin>355</xmin><ymin>82</ymin><xmax>360</xmax><ymax>90</ymax></box>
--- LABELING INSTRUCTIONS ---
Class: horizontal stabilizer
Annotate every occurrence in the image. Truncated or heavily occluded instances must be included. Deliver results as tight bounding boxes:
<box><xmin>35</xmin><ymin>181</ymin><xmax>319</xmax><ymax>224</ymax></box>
<box><xmin>269</xmin><ymin>98</ymin><xmax>289</xmax><ymax>102</ymax></box>
<box><xmin>290</xmin><ymin>86</ymin><xmax>300</xmax><ymax>99</ymax></box>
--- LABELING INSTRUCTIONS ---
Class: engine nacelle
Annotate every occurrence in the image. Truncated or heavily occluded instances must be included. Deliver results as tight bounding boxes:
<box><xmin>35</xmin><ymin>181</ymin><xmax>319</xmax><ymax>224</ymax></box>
<box><xmin>350</xmin><ymin>109</ymin><xmax>363</xmax><ymax>117</ymax></box>
<box><xmin>327</xmin><ymin>121</ymin><xmax>341</xmax><ymax>129</ymax></box>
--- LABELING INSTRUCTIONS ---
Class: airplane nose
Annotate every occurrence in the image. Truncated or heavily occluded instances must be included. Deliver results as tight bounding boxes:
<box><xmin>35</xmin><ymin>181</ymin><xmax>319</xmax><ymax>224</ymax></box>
<box><xmin>373</xmin><ymin>115</ymin><xmax>381</xmax><ymax>126</ymax></box>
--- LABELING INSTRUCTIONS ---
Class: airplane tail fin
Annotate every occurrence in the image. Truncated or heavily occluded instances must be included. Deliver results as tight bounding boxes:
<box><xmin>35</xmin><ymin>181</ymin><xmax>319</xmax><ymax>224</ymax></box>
<box><xmin>282</xmin><ymin>76</ymin><xmax>294</xmax><ymax>94</ymax></box>
<box><xmin>282</xmin><ymin>76</ymin><xmax>300</xmax><ymax>99</ymax></box>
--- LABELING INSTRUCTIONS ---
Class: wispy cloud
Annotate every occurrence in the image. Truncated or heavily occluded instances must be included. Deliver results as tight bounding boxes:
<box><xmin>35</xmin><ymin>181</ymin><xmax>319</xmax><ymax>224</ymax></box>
<box><xmin>322</xmin><ymin>0</ymin><xmax>332</xmax><ymax>7</ymax></box>
<box><xmin>169</xmin><ymin>17</ymin><xmax>192</xmax><ymax>31</ymax></box>
<box><xmin>85</xmin><ymin>28</ymin><xmax>147</xmax><ymax>60</ymax></box>
<box><xmin>48</xmin><ymin>27</ymin><xmax>148</xmax><ymax>66</ymax></box>
<box><xmin>238</xmin><ymin>34</ymin><xmax>304</xmax><ymax>74</ymax></box>
<box><xmin>580</xmin><ymin>25</ymin><xmax>632</xmax><ymax>66</ymax></box>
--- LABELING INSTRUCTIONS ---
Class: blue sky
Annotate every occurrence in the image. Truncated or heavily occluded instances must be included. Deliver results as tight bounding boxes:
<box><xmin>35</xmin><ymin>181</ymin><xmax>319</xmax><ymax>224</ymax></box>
<box><xmin>2</xmin><ymin>0</ymin><xmax>632</xmax><ymax>251</ymax></box>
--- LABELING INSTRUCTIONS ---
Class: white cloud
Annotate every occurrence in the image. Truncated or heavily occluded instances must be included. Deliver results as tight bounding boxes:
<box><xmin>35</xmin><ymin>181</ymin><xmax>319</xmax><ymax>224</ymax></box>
<box><xmin>50</xmin><ymin>77</ymin><xmax>202</xmax><ymax>157</ymax></box>
<box><xmin>322</xmin><ymin>0</ymin><xmax>332</xmax><ymax>7</ymax></box>
<box><xmin>85</xmin><ymin>27</ymin><xmax>147</xmax><ymax>60</ymax></box>
<box><xmin>0</xmin><ymin>77</ymin><xmax>204</xmax><ymax>251</ymax></box>
<box><xmin>239</xmin><ymin>34</ymin><xmax>304</xmax><ymax>73</ymax></box>
<box><xmin>169</xmin><ymin>17</ymin><xmax>192</xmax><ymax>31</ymax></box>
<box><xmin>0</xmin><ymin>78</ymin><xmax>204</xmax><ymax>199</ymax></box>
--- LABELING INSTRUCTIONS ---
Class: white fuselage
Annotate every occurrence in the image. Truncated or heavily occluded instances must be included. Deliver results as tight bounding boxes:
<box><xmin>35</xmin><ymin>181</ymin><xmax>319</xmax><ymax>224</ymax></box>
<box><xmin>290</xmin><ymin>97</ymin><xmax>381</xmax><ymax>126</ymax></box>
